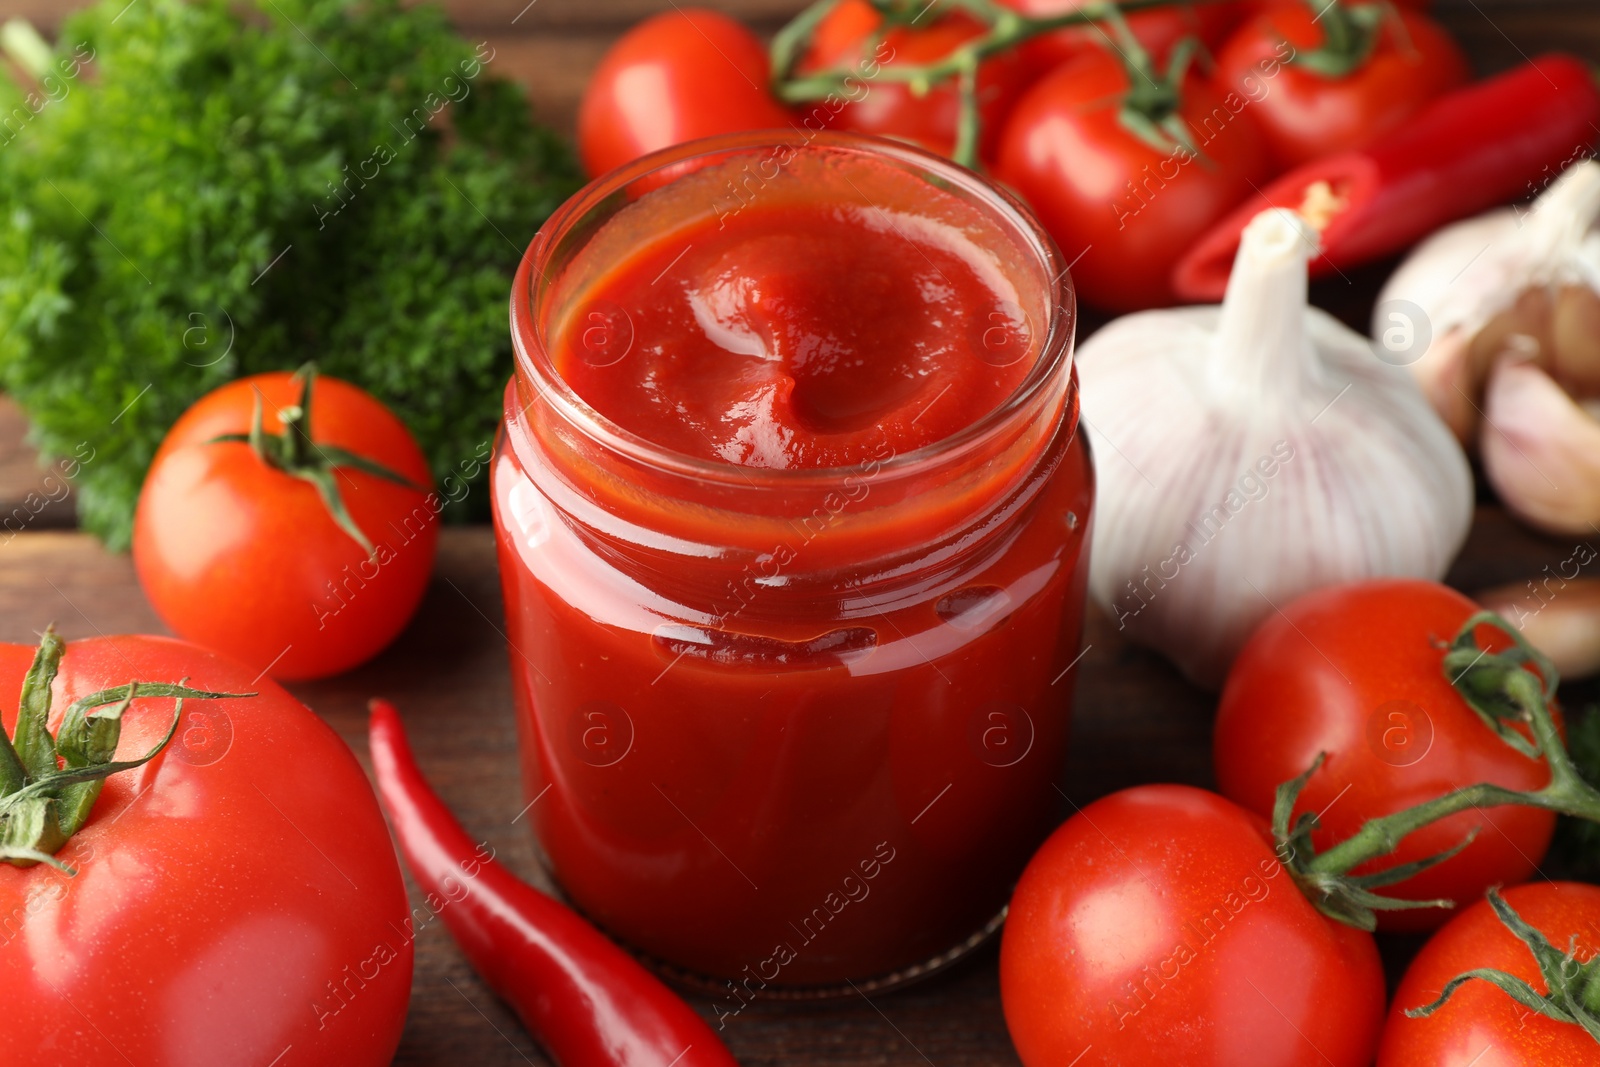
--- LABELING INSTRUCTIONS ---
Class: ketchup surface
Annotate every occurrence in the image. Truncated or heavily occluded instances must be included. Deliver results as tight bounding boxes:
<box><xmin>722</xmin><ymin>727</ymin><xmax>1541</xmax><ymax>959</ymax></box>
<box><xmin>496</xmin><ymin>137</ymin><xmax>1092</xmax><ymax>994</ymax></box>
<box><xmin>554</xmin><ymin>198</ymin><xmax>1036</xmax><ymax>468</ymax></box>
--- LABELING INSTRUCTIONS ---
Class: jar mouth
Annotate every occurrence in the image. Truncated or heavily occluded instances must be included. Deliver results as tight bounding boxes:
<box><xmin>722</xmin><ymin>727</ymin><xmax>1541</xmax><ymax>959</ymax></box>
<box><xmin>510</xmin><ymin>130</ymin><xmax>1076</xmax><ymax>491</ymax></box>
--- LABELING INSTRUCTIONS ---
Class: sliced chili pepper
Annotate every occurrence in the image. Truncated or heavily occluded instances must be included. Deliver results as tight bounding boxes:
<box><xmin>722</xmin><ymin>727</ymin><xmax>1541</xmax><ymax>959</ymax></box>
<box><xmin>1174</xmin><ymin>53</ymin><xmax>1600</xmax><ymax>301</ymax></box>
<box><xmin>367</xmin><ymin>699</ymin><xmax>740</xmax><ymax>1067</ymax></box>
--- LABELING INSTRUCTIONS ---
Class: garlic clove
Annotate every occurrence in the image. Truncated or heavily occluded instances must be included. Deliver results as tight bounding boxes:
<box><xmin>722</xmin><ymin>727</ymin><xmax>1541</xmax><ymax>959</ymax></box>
<box><xmin>1377</xmin><ymin>207</ymin><xmax>1521</xmax><ymax>444</ymax></box>
<box><xmin>1481</xmin><ymin>352</ymin><xmax>1600</xmax><ymax>536</ymax></box>
<box><xmin>1552</xmin><ymin>283</ymin><xmax>1600</xmax><ymax>396</ymax></box>
<box><xmin>1415</xmin><ymin>326</ymin><xmax>1482</xmax><ymax>445</ymax></box>
<box><xmin>1478</xmin><ymin>576</ymin><xmax>1600</xmax><ymax>681</ymax></box>
<box><xmin>1469</xmin><ymin>285</ymin><xmax>1555</xmax><ymax>382</ymax></box>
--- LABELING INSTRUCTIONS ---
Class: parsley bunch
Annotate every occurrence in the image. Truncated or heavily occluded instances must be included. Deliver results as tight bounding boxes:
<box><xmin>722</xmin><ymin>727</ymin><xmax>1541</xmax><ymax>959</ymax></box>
<box><xmin>0</xmin><ymin>0</ymin><xmax>580</xmax><ymax>545</ymax></box>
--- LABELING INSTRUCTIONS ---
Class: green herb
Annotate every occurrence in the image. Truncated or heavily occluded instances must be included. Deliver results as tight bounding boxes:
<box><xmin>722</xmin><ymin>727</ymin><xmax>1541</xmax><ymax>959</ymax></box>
<box><xmin>0</xmin><ymin>0</ymin><xmax>581</xmax><ymax>547</ymax></box>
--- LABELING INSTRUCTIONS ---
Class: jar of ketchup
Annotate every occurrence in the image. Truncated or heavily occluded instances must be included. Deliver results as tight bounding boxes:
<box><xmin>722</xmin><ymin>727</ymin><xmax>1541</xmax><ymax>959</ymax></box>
<box><xmin>494</xmin><ymin>131</ymin><xmax>1093</xmax><ymax>999</ymax></box>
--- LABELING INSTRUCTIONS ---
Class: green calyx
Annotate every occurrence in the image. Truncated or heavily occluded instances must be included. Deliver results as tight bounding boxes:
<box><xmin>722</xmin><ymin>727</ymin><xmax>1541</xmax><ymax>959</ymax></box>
<box><xmin>1107</xmin><ymin>16</ymin><xmax>1203</xmax><ymax>159</ymax></box>
<box><xmin>207</xmin><ymin>363</ymin><xmax>424</xmax><ymax>560</ymax></box>
<box><xmin>0</xmin><ymin>628</ymin><xmax>251</xmax><ymax>873</ymax></box>
<box><xmin>1443</xmin><ymin>611</ymin><xmax>1558</xmax><ymax>759</ymax></box>
<box><xmin>1271</xmin><ymin>611</ymin><xmax>1600</xmax><ymax>932</ymax></box>
<box><xmin>1291</xmin><ymin>0</ymin><xmax>1389</xmax><ymax>79</ymax></box>
<box><xmin>1404</xmin><ymin>888</ymin><xmax>1600</xmax><ymax>1043</ymax></box>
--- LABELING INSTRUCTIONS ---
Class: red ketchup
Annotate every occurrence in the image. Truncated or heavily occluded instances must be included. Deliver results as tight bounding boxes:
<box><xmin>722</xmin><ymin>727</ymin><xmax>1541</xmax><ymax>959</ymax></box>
<box><xmin>495</xmin><ymin>133</ymin><xmax>1092</xmax><ymax>998</ymax></box>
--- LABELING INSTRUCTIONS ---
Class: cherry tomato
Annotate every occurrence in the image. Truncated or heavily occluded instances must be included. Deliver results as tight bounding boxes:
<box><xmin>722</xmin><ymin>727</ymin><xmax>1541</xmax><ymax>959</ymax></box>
<box><xmin>578</xmin><ymin>9</ymin><xmax>794</xmax><ymax>178</ymax></box>
<box><xmin>134</xmin><ymin>370</ymin><xmax>439</xmax><ymax>681</ymax></box>
<box><xmin>0</xmin><ymin>633</ymin><xmax>411</xmax><ymax>1065</ymax></box>
<box><xmin>1215</xmin><ymin>580</ymin><xmax>1559</xmax><ymax>933</ymax></box>
<box><xmin>798</xmin><ymin>0</ymin><xmax>1030</xmax><ymax>160</ymax></box>
<box><xmin>1379</xmin><ymin>881</ymin><xmax>1600</xmax><ymax>1066</ymax></box>
<box><xmin>994</xmin><ymin>44</ymin><xmax>1270</xmax><ymax>311</ymax></box>
<box><xmin>998</xmin><ymin>0</ymin><xmax>1249</xmax><ymax>77</ymax></box>
<box><xmin>1001</xmin><ymin>784</ymin><xmax>1385</xmax><ymax>1067</ymax></box>
<box><xmin>1215</xmin><ymin>3</ymin><xmax>1468</xmax><ymax>167</ymax></box>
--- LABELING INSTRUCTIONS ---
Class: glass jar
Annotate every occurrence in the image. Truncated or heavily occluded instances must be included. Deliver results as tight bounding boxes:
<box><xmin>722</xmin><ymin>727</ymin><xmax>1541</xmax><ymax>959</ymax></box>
<box><xmin>493</xmin><ymin>131</ymin><xmax>1093</xmax><ymax>998</ymax></box>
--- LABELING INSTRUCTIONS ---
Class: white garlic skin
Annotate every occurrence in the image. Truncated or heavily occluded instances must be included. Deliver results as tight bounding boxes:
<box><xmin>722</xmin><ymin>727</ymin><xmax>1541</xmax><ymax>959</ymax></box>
<box><xmin>1080</xmin><ymin>210</ymin><xmax>1473</xmax><ymax>689</ymax></box>
<box><xmin>1378</xmin><ymin>161</ymin><xmax>1600</xmax><ymax>537</ymax></box>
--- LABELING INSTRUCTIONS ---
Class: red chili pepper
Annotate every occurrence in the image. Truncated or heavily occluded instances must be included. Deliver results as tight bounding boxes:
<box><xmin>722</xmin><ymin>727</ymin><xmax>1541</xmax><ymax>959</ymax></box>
<box><xmin>1174</xmin><ymin>53</ymin><xmax>1600</xmax><ymax>300</ymax></box>
<box><xmin>367</xmin><ymin>699</ymin><xmax>740</xmax><ymax>1067</ymax></box>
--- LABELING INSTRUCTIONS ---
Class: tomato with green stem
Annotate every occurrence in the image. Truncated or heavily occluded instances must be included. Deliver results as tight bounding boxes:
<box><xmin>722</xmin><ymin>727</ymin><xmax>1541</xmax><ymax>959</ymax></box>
<box><xmin>1004</xmin><ymin>603</ymin><xmax>1600</xmax><ymax>1066</ymax></box>
<box><xmin>1001</xmin><ymin>784</ymin><xmax>1387</xmax><ymax>1067</ymax></box>
<box><xmin>134</xmin><ymin>365</ymin><xmax>438</xmax><ymax>681</ymax></box>
<box><xmin>795</xmin><ymin>0</ymin><xmax>1031</xmax><ymax>162</ymax></box>
<box><xmin>998</xmin><ymin>0</ymin><xmax>1250</xmax><ymax>77</ymax></box>
<box><xmin>1379</xmin><ymin>882</ymin><xmax>1600</xmax><ymax>1065</ymax></box>
<box><xmin>0</xmin><ymin>629</ymin><xmax>411</xmax><ymax>1065</ymax></box>
<box><xmin>1215</xmin><ymin>0</ymin><xmax>1468</xmax><ymax>167</ymax></box>
<box><xmin>994</xmin><ymin>38</ymin><xmax>1270</xmax><ymax>311</ymax></box>
<box><xmin>578</xmin><ymin>8</ymin><xmax>795</xmax><ymax>178</ymax></box>
<box><xmin>1215</xmin><ymin>581</ymin><xmax>1562</xmax><ymax>932</ymax></box>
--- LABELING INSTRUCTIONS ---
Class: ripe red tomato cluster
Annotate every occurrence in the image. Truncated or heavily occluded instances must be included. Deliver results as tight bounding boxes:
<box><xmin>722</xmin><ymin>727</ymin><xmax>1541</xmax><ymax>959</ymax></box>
<box><xmin>578</xmin><ymin>0</ymin><xmax>1468</xmax><ymax>311</ymax></box>
<box><xmin>1002</xmin><ymin>579</ymin><xmax>1600</xmax><ymax>1066</ymax></box>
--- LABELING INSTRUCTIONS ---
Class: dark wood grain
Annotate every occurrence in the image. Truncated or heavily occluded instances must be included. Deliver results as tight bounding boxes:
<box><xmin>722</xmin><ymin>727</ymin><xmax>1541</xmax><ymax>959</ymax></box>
<box><xmin>0</xmin><ymin>1</ymin><xmax>1598</xmax><ymax>1064</ymax></box>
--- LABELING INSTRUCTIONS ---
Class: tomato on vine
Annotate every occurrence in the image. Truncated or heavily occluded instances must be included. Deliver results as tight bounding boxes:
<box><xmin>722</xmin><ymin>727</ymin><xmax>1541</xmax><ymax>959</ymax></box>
<box><xmin>796</xmin><ymin>0</ymin><xmax>1031</xmax><ymax>161</ymax></box>
<box><xmin>1379</xmin><ymin>882</ymin><xmax>1600</xmax><ymax>1065</ymax></box>
<box><xmin>1215</xmin><ymin>0</ymin><xmax>1468</xmax><ymax>167</ymax></box>
<box><xmin>1215</xmin><ymin>581</ymin><xmax>1561</xmax><ymax>931</ymax></box>
<box><xmin>134</xmin><ymin>365</ymin><xmax>438</xmax><ymax>681</ymax></box>
<box><xmin>578</xmin><ymin>8</ymin><xmax>795</xmax><ymax>178</ymax></box>
<box><xmin>1006</xmin><ymin>596</ymin><xmax>1600</xmax><ymax>1065</ymax></box>
<box><xmin>998</xmin><ymin>0</ymin><xmax>1249</xmax><ymax>76</ymax></box>
<box><xmin>1001</xmin><ymin>785</ymin><xmax>1387</xmax><ymax>1067</ymax></box>
<box><xmin>994</xmin><ymin>38</ymin><xmax>1269</xmax><ymax>310</ymax></box>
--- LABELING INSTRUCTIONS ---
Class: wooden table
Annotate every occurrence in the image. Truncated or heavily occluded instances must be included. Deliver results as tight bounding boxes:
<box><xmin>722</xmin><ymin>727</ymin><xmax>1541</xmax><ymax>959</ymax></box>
<box><xmin>0</xmin><ymin>1</ymin><xmax>1597</xmax><ymax>1064</ymax></box>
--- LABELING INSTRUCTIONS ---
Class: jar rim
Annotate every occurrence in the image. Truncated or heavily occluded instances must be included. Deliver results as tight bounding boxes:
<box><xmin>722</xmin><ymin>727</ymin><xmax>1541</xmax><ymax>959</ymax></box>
<box><xmin>510</xmin><ymin>129</ymin><xmax>1076</xmax><ymax>489</ymax></box>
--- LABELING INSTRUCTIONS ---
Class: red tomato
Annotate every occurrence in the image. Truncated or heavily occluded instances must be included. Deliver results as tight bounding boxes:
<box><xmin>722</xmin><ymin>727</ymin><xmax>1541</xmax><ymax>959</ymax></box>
<box><xmin>1215</xmin><ymin>580</ymin><xmax>1558</xmax><ymax>933</ymax></box>
<box><xmin>1215</xmin><ymin>3</ymin><xmax>1468</xmax><ymax>167</ymax></box>
<box><xmin>134</xmin><ymin>370</ymin><xmax>438</xmax><ymax>681</ymax></box>
<box><xmin>0</xmin><ymin>634</ymin><xmax>411</xmax><ymax>1065</ymax></box>
<box><xmin>1378</xmin><ymin>882</ymin><xmax>1600</xmax><ymax>1066</ymax></box>
<box><xmin>998</xmin><ymin>0</ymin><xmax>1250</xmax><ymax>76</ymax></box>
<box><xmin>578</xmin><ymin>9</ymin><xmax>794</xmax><ymax>178</ymax></box>
<box><xmin>798</xmin><ymin>0</ymin><xmax>1030</xmax><ymax>160</ymax></box>
<box><xmin>1001</xmin><ymin>785</ymin><xmax>1385</xmax><ymax>1067</ymax></box>
<box><xmin>994</xmin><ymin>44</ymin><xmax>1270</xmax><ymax>311</ymax></box>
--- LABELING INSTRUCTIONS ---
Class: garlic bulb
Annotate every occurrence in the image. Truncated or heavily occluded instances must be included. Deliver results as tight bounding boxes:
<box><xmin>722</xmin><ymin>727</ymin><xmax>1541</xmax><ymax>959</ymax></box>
<box><xmin>1078</xmin><ymin>208</ymin><xmax>1472</xmax><ymax>688</ymax></box>
<box><xmin>1377</xmin><ymin>160</ymin><xmax>1600</xmax><ymax>535</ymax></box>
